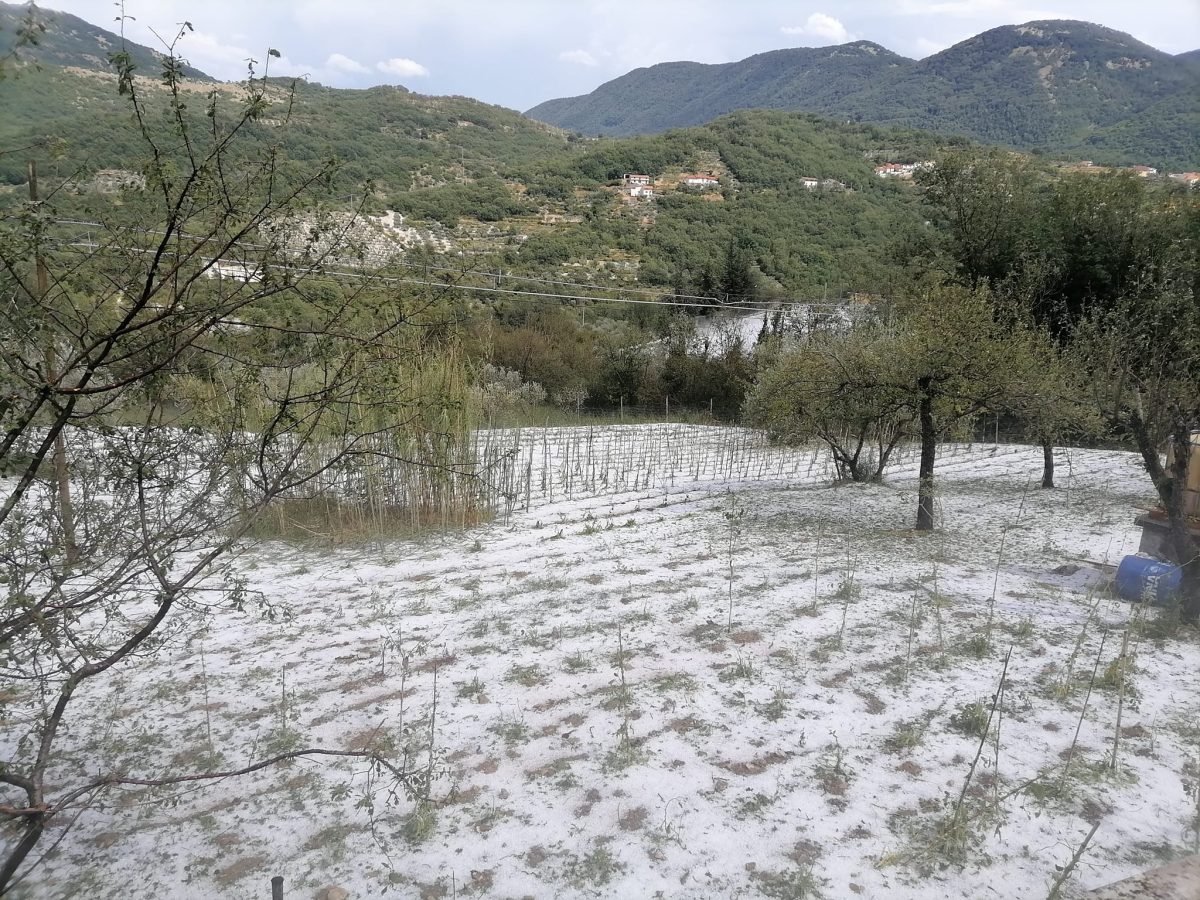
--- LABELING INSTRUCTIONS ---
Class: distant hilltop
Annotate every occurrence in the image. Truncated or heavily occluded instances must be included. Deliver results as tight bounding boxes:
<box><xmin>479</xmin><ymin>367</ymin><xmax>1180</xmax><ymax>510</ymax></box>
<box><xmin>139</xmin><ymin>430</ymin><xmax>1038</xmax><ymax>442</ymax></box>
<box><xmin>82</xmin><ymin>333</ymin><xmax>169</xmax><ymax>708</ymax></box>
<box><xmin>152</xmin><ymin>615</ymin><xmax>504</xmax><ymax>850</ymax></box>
<box><xmin>526</xmin><ymin>20</ymin><xmax>1200</xmax><ymax>171</ymax></box>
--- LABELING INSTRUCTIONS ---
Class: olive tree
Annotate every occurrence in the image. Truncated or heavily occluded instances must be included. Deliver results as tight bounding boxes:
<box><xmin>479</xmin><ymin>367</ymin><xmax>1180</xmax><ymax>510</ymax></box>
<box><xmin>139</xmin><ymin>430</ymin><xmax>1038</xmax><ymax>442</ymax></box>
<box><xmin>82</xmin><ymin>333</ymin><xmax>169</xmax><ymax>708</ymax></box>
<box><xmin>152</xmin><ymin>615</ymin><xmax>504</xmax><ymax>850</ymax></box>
<box><xmin>749</xmin><ymin>287</ymin><xmax>1052</xmax><ymax>530</ymax></box>
<box><xmin>747</xmin><ymin>320</ymin><xmax>915</xmax><ymax>483</ymax></box>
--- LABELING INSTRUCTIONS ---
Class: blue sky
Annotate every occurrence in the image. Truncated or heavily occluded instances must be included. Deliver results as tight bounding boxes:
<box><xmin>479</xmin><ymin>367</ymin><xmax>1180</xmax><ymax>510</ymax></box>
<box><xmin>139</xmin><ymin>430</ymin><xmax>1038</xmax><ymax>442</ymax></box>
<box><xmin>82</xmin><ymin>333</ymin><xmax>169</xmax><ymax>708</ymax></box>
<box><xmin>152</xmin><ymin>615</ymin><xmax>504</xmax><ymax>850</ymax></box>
<box><xmin>45</xmin><ymin>0</ymin><xmax>1200</xmax><ymax>111</ymax></box>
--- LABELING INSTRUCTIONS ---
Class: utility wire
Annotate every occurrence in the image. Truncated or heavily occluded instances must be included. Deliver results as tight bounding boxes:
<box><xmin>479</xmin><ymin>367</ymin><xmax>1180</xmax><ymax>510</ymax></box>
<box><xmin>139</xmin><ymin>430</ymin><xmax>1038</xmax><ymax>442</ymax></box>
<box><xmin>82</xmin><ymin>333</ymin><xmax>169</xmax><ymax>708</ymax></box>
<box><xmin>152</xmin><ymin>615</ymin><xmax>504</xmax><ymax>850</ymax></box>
<box><xmin>43</xmin><ymin>217</ymin><xmax>791</xmax><ymax>306</ymax></box>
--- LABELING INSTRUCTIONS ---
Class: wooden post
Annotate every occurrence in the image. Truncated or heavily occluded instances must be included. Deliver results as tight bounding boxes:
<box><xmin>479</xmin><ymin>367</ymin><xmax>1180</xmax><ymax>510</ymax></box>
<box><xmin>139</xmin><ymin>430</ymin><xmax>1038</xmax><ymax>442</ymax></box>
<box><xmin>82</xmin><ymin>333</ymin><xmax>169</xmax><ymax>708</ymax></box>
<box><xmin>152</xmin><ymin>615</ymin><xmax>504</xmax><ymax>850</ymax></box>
<box><xmin>271</xmin><ymin>875</ymin><xmax>284</xmax><ymax>900</ymax></box>
<box><xmin>28</xmin><ymin>161</ymin><xmax>78</xmax><ymax>565</ymax></box>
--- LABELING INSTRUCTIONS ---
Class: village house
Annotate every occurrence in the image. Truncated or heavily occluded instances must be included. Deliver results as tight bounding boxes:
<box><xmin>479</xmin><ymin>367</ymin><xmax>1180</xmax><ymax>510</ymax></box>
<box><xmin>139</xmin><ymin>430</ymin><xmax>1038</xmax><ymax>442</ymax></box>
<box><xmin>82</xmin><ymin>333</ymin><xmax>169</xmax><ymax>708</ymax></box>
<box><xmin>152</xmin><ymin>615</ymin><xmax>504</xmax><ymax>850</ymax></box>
<box><xmin>680</xmin><ymin>173</ymin><xmax>719</xmax><ymax>187</ymax></box>
<box><xmin>874</xmin><ymin>161</ymin><xmax>934</xmax><ymax>179</ymax></box>
<box><xmin>1127</xmin><ymin>165</ymin><xmax>1158</xmax><ymax>177</ymax></box>
<box><xmin>1168</xmin><ymin>172</ymin><xmax>1200</xmax><ymax>186</ymax></box>
<box><xmin>629</xmin><ymin>183</ymin><xmax>655</xmax><ymax>199</ymax></box>
<box><xmin>622</xmin><ymin>173</ymin><xmax>651</xmax><ymax>186</ymax></box>
<box><xmin>799</xmin><ymin>176</ymin><xmax>820</xmax><ymax>189</ymax></box>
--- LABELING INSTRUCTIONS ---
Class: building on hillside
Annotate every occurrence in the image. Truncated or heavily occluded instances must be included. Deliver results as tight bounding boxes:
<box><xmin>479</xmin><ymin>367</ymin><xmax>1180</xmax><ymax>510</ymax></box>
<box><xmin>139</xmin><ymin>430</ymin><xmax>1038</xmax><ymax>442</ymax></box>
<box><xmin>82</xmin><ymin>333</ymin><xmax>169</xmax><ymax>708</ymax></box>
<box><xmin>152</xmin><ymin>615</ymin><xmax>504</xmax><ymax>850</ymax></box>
<box><xmin>92</xmin><ymin>169</ymin><xmax>147</xmax><ymax>193</ymax></box>
<box><xmin>203</xmin><ymin>261</ymin><xmax>263</xmax><ymax>283</ymax></box>
<box><xmin>874</xmin><ymin>161</ymin><xmax>933</xmax><ymax>179</ymax></box>
<box><xmin>629</xmin><ymin>184</ymin><xmax>655</xmax><ymax>199</ymax></box>
<box><xmin>1168</xmin><ymin>172</ymin><xmax>1200</xmax><ymax>186</ymax></box>
<box><xmin>680</xmin><ymin>174</ymin><xmax>719</xmax><ymax>187</ymax></box>
<box><xmin>1127</xmin><ymin>165</ymin><xmax>1158</xmax><ymax>177</ymax></box>
<box><xmin>622</xmin><ymin>173</ymin><xmax>651</xmax><ymax>186</ymax></box>
<box><xmin>799</xmin><ymin>177</ymin><xmax>820</xmax><ymax>189</ymax></box>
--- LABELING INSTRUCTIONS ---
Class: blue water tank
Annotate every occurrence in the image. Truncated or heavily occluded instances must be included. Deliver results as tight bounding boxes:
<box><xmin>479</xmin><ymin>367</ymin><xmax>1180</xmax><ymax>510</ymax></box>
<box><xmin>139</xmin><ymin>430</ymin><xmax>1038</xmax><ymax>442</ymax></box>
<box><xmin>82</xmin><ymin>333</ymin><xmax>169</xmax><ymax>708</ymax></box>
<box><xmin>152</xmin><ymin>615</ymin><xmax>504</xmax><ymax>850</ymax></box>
<box><xmin>1115</xmin><ymin>555</ymin><xmax>1182</xmax><ymax>605</ymax></box>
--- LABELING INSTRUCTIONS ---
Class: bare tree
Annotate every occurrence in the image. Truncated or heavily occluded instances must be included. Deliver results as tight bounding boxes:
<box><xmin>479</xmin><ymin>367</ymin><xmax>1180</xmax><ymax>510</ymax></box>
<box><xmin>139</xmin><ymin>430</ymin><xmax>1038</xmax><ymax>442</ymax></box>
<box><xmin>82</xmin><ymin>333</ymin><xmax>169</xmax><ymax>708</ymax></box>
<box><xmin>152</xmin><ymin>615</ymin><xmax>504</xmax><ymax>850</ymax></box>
<box><xmin>0</xmin><ymin>31</ymin><xmax>473</xmax><ymax>891</ymax></box>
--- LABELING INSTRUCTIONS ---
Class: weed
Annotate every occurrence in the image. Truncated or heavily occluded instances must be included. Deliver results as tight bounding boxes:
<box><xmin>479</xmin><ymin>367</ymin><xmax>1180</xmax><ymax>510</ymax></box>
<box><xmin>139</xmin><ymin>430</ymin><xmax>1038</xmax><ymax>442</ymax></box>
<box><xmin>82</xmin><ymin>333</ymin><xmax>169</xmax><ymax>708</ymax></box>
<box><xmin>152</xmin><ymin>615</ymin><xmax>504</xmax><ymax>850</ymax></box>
<box><xmin>653</xmin><ymin>673</ymin><xmax>697</xmax><ymax>694</ymax></box>
<box><xmin>948</xmin><ymin>701</ymin><xmax>991</xmax><ymax>738</ymax></box>
<box><xmin>456</xmin><ymin>676</ymin><xmax>486</xmax><ymax>700</ymax></box>
<box><xmin>1010</xmin><ymin>619</ymin><xmax>1035</xmax><ymax>639</ymax></box>
<box><xmin>602</xmin><ymin>743</ymin><xmax>647</xmax><ymax>772</ymax></box>
<box><xmin>755</xmin><ymin>865</ymin><xmax>822</xmax><ymax>899</ymax></box>
<box><xmin>491</xmin><ymin>717</ymin><xmax>528</xmax><ymax>746</ymax></box>
<box><xmin>562</xmin><ymin>652</ymin><xmax>593</xmax><ymax>673</ymax></box>
<box><xmin>569</xmin><ymin>846</ymin><xmax>624</xmax><ymax>888</ymax></box>
<box><xmin>884</xmin><ymin>718</ymin><xmax>928</xmax><ymax>753</ymax></box>
<box><xmin>718</xmin><ymin>654</ymin><xmax>757</xmax><ymax>683</ymax></box>
<box><xmin>758</xmin><ymin>692</ymin><xmax>788</xmax><ymax>722</ymax></box>
<box><xmin>401</xmin><ymin>801</ymin><xmax>437</xmax><ymax>845</ymax></box>
<box><xmin>737</xmin><ymin>791</ymin><xmax>777</xmax><ymax>819</ymax></box>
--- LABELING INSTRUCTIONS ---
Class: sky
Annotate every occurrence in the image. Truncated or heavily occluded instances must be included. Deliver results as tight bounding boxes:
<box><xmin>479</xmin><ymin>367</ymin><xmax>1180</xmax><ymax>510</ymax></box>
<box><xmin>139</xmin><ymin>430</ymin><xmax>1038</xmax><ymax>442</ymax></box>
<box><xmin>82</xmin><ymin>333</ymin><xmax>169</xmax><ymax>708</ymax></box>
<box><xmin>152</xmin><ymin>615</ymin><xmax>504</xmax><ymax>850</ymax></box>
<box><xmin>43</xmin><ymin>0</ymin><xmax>1200</xmax><ymax>111</ymax></box>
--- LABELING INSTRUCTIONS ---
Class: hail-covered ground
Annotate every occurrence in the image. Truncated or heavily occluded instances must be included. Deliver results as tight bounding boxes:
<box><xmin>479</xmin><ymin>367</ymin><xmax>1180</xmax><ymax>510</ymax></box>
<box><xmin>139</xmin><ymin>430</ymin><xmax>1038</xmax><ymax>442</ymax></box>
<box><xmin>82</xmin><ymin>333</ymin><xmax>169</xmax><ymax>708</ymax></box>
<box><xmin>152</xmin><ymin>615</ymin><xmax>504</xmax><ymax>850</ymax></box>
<box><xmin>31</xmin><ymin>425</ymin><xmax>1200</xmax><ymax>899</ymax></box>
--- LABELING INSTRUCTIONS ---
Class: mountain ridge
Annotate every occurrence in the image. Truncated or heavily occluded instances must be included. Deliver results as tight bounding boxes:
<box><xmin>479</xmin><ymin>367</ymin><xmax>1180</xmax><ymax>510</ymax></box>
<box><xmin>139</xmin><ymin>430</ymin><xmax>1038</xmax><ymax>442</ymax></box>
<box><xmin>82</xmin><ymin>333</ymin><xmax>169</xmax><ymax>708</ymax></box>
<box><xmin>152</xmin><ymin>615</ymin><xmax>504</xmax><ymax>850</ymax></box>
<box><xmin>0</xmin><ymin>1</ymin><xmax>212</xmax><ymax>80</ymax></box>
<box><xmin>526</xmin><ymin>20</ymin><xmax>1199</xmax><ymax>169</ymax></box>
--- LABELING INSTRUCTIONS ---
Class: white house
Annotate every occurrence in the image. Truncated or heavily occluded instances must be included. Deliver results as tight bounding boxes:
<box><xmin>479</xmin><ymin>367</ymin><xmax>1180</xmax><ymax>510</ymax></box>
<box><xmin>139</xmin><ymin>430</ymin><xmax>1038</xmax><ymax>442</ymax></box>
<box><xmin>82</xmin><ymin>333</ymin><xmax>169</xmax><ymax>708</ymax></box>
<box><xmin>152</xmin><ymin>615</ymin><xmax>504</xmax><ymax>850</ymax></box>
<box><xmin>681</xmin><ymin>174</ymin><xmax>719</xmax><ymax>187</ymax></box>
<box><xmin>799</xmin><ymin>177</ymin><xmax>820</xmax><ymax>189</ymax></box>
<box><xmin>623</xmin><ymin>173</ymin><xmax>651</xmax><ymax>186</ymax></box>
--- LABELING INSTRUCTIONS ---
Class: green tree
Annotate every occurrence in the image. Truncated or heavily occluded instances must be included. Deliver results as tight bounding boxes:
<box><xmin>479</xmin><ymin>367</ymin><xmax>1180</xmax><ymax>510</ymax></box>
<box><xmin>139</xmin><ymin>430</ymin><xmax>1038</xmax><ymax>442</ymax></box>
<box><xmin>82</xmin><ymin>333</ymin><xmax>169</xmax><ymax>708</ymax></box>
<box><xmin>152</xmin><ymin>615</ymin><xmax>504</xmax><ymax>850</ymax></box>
<box><xmin>915</xmin><ymin>149</ymin><xmax>1039</xmax><ymax>290</ymax></box>
<box><xmin>1076</xmin><ymin>276</ymin><xmax>1200</xmax><ymax>619</ymax></box>
<box><xmin>897</xmin><ymin>289</ymin><xmax>1051</xmax><ymax>530</ymax></box>
<box><xmin>747</xmin><ymin>319</ymin><xmax>915</xmax><ymax>483</ymax></box>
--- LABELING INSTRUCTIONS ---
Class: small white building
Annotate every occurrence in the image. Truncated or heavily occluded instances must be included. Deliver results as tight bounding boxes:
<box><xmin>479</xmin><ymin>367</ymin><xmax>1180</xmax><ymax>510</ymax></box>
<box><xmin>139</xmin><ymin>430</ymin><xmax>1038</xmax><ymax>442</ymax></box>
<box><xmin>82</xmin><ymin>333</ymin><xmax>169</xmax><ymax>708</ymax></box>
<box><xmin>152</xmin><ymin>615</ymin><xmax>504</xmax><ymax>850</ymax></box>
<box><xmin>681</xmin><ymin>174</ymin><xmax>719</xmax><ymax>187</ymax></box>
<box><xmin>623</xmin><ymin>173</ymin><xmax>651</xmax><ymax>186</ymax></box>
<box><xmin>629</xmin><ymin>184</ymin><xmax>655</xmax><ymax>199</ymax></box>
<box><xmin>799</xmin><ymin>177</ymin><xmax>820</xmax><ymax>189</ymax></box>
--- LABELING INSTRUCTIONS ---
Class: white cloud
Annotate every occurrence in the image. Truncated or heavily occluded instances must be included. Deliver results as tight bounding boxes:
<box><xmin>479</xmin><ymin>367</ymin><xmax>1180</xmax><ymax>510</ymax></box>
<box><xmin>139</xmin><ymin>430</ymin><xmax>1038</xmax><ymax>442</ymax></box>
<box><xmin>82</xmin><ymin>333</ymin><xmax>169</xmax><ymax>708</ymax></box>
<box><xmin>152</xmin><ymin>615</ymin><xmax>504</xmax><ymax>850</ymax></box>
<box><xmin>781</xmin><ymin>12</ymin><xmax>853</xmax><ymax>43</ymax></box>
<box><xmin>376</xmin><ymin>57</ymin><xmax>430</xmax><ymax>78</ymax></box>
<box><xmin>558</xmin><ymin>48</ymin><xmax>599</xmax><ymax>66</ymax></box>
<box><xmin>326</xmin><ymin>52</ymin><xmax>368</xmax><ymax>74</ymax></box>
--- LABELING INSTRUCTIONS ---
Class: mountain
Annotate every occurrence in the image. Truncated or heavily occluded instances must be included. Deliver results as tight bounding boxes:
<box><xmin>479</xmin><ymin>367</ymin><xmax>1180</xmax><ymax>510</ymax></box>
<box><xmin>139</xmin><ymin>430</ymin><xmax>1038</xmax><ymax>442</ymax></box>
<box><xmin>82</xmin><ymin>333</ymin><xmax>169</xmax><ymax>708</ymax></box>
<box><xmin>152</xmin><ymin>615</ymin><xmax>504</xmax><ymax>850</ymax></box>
<box><xmin>528</xmin><ymin>42</ymin><xmax>908</xmax><ymax>139</ymax></box>
<box><xmin>527</xmin><ymin>21</ymin><xmax>1199</xmax><ymax>169</ymax></box>
<box><xmin>0</xmin><ymin>1</ymin><xmax>211</xmax><ymax>80</ymax></box>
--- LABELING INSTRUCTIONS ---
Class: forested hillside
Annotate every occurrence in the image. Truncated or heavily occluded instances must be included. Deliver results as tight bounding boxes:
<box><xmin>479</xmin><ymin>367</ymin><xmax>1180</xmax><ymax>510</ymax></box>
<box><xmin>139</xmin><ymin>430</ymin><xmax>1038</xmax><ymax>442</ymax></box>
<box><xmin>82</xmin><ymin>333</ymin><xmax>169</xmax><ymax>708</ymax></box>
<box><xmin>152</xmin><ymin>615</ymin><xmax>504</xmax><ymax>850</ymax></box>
<box><xmin>527</xmin><ymin>42</ymin><xmax>906</xmax><ymax>140</ymax></box>
<box><xmin>528</xmin><ymin>20</ymin><xmax>1200</xmax><ymax>170</ymax></box>
<box><xmin>0</xmin><ymin>60</ymin><xmax>942</xmax><ymax>298</ymax></box>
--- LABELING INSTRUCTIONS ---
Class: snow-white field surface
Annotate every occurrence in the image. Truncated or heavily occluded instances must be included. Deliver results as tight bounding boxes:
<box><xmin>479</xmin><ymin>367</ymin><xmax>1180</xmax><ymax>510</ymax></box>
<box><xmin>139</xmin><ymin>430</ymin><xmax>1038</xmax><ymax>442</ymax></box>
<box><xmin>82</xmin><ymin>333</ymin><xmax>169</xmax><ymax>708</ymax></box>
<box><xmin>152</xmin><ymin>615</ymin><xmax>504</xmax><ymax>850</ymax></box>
<box><xmin>26</xmin><ymin>425</ymin><xmax>1200</xmax><ymax>899</ymax></box>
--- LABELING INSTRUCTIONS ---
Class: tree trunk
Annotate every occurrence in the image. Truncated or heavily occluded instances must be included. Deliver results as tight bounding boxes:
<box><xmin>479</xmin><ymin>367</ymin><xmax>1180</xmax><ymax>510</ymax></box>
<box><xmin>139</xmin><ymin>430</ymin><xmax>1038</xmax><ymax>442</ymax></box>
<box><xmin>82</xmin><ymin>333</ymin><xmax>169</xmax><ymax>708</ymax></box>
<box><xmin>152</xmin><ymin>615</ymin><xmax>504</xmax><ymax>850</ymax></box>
<box><xmin>0</xmin><ymin>815</ymin><xmax>45</xmax><ymax>894</ymax></box>
<box><xmin>1129</xmin><ymin>414</ymin><xmax>1199</xmax><ymax>622</ymax></box>
<box><xmin>916</xmin><ymin>376</ymin><xmax>937</xmax><ymax>531</ymax></box>
<box><xmin>1041</xmin><ymin>440</ymin><xmax>1055</xmax><ymax>489</ymax></box>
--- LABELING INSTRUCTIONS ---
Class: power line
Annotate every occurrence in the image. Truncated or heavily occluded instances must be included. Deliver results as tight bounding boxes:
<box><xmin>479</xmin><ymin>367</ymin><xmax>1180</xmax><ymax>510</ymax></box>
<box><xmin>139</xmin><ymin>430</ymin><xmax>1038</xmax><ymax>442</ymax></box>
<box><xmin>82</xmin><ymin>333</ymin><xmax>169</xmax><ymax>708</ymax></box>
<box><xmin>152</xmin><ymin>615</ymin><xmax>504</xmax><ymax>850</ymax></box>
<box><xmin>56</xmin><ymin>239</ymin><xmax>811</xmax><ymax>313</ymax></box>
<box><xmin>44</xmin><ymin>217</ymin><xmax>785</xmax><ymax>306</ymax></box>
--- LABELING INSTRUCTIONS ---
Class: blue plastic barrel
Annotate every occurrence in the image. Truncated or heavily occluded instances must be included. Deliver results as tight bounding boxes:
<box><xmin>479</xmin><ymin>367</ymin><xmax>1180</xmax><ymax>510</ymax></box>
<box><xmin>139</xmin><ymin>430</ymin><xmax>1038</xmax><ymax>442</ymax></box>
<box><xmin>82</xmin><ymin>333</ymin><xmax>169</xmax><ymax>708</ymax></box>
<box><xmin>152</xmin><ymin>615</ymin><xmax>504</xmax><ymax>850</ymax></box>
<box><xmin>1115</xmin><ymin>555</ymin><xmax>1182</xmax><ymax>605</ymax></box>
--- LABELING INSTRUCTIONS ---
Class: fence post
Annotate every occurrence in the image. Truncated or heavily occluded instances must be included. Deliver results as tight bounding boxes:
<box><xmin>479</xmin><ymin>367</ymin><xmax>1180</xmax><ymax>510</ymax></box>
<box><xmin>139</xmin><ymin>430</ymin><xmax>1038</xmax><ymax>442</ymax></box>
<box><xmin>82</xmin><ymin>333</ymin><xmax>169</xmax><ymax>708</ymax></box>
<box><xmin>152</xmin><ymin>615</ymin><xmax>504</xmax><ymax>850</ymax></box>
<box><xmin>665</xmin><ymin>395</ymin><xmax>670</xmax><ymax>421</ymax></box>
<box><xmin>271</xmin><ymin>875</ymin><xmax>284</xmax><ymax>900</ymax></box>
